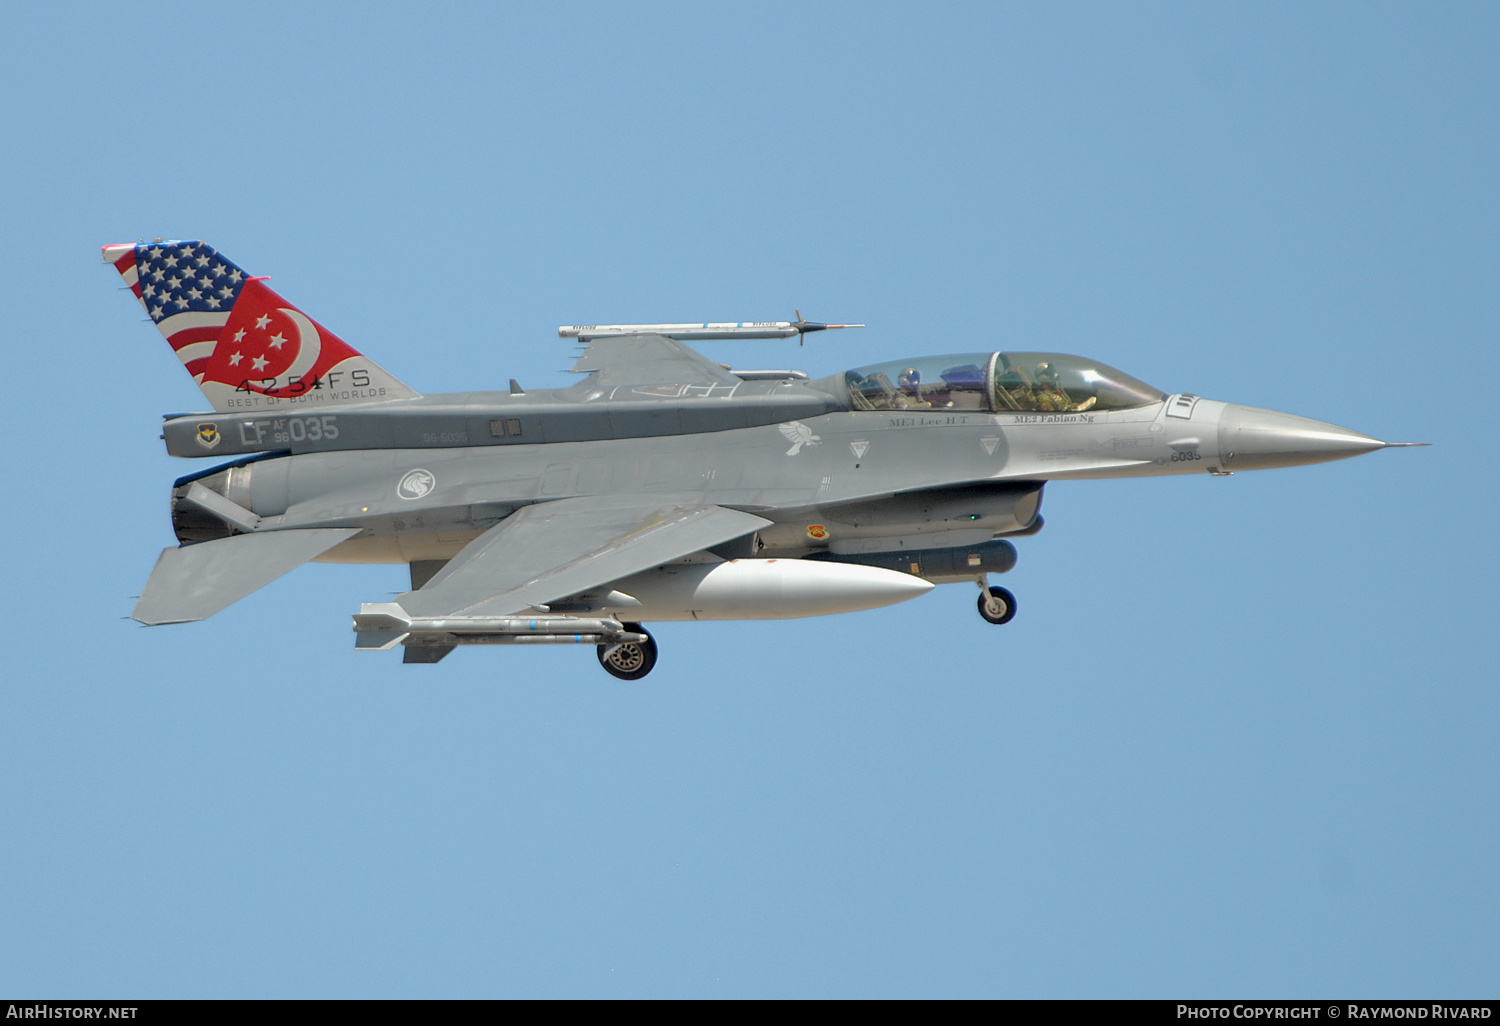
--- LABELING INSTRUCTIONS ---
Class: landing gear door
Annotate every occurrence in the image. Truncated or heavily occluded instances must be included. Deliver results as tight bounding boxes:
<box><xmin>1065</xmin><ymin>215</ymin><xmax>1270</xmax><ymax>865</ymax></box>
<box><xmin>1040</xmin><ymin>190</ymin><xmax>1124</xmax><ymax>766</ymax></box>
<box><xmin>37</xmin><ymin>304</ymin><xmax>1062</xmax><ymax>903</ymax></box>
<box><xmin>1164</xmin><ymin>393</ymin><xmax>1200</xmax><ymax>420</ymax></box>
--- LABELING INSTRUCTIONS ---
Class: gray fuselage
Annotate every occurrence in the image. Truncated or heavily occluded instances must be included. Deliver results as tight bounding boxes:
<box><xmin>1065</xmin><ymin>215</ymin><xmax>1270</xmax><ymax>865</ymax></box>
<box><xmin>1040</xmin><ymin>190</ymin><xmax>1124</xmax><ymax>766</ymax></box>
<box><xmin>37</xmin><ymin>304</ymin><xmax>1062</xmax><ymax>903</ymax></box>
<box><xmin>165</xmin><ymin>363</ymin><xmax>1379</xmax><ymax>572</ymax></box>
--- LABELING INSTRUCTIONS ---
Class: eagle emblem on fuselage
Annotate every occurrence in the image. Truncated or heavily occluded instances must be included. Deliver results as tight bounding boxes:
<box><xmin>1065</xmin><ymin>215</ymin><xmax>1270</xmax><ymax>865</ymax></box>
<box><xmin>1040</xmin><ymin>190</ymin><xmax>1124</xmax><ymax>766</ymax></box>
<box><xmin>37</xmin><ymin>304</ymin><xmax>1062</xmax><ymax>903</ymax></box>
<box><xmin>778</xmin><ymin>421</ymin><xmax>821</xmax><ymax>456</ymax></box>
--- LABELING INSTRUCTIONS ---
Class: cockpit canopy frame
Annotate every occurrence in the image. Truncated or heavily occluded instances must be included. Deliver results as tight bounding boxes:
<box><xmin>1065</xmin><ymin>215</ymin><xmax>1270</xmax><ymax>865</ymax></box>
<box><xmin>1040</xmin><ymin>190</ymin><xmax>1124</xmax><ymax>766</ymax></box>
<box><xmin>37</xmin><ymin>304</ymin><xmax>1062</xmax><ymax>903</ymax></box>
<box><xmin>843</xmin><ymin>352</ymin><xmax>1164</xmax><ymax>414</ymax></box>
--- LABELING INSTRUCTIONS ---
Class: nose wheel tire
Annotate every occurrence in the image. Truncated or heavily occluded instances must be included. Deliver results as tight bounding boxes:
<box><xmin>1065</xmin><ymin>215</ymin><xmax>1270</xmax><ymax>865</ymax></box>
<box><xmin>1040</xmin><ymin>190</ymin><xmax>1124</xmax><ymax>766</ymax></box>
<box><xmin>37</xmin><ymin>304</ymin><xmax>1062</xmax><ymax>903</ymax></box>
<box><xmin>597</xmin><ymin>624</ymin><xmax>658</xmax><ymax>680</ymax></box>
<box><xmin>978</xmin><ymin>586</ymin><xmax>1017</xmax><ymax>625</ymax></box>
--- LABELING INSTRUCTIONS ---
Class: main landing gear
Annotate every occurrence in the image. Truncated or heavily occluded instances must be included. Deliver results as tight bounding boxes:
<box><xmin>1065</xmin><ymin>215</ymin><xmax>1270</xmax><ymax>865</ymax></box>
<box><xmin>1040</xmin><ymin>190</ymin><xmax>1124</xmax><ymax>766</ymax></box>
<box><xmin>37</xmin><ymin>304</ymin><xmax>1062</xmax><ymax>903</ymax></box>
<box><xmin>977</xmin><ymin>578</ymin><xmax>1017</xmax><ymax>625</ymax></box>
<box><xmin>597</xmin><ymin>623</ymin><xmax>658</xmax><ymax>680</ymax></box>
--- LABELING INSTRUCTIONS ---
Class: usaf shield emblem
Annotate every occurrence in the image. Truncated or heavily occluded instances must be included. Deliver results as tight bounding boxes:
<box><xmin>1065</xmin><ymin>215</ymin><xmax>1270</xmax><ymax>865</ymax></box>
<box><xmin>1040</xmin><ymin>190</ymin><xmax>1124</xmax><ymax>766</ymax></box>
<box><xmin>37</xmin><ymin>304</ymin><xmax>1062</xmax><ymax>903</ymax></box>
<box><xmin>196</xmin><ymin>423</ymin><xmax>221</xmax><ymax>449</ymax></box>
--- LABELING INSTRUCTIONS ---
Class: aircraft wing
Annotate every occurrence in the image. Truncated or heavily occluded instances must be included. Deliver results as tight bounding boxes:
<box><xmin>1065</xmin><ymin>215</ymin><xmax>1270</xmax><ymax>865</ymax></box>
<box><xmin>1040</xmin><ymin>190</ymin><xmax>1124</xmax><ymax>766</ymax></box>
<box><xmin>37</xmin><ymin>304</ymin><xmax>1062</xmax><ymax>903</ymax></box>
<box><xmin>395</xmin><ymin>497</ymin><xmax>772</xmax><ymax>620</ymax></box>
<box><xmin>569</xmin><ymin>332</ymin><xmax>740</xmax><ymax>387</ymax></box>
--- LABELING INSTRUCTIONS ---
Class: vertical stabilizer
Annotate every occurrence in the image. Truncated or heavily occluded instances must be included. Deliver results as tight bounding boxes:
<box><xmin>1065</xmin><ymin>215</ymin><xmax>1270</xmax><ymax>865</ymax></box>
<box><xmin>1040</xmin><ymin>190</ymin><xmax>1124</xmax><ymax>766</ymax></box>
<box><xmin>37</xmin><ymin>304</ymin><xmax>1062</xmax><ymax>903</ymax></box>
<box><xmin>104</xmin><ymin>241</ymin><xmax>419</xmax><ymax>411</ymax></box>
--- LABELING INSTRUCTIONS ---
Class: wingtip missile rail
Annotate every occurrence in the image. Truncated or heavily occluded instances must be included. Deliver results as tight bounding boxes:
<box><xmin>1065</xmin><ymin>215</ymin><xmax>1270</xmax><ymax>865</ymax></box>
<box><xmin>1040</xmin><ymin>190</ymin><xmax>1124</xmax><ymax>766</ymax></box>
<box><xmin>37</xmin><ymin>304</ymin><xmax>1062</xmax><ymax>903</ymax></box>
<box><xmin>559</xmin><ymin>318</ymin><xmax>863</xmax><ymax>343</ymax></box>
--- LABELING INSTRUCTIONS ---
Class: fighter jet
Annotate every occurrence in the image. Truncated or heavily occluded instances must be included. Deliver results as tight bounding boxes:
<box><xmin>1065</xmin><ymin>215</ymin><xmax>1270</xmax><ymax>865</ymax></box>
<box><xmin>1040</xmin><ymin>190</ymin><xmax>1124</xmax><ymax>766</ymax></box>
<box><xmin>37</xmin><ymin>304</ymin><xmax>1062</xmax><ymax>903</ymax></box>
<box><xmin>106</xmin><ymin>240</ymin><xmax>1422</xmax><ymax>678</ymax></box>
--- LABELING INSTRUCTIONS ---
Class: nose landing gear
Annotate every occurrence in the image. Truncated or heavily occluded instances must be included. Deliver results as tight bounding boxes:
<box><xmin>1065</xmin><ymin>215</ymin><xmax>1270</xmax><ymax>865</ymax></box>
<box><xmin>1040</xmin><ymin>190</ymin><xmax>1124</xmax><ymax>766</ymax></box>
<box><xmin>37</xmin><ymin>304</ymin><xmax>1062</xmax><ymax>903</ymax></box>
<box><xmin>976</xmin><ymin>577</ymin><xmax>1017</xmax><ymax>625</ymax></box>
<box><xmin>597</xmin><ymin>623</ymin><xmax>658</xmax><ymax>680</ymax></box>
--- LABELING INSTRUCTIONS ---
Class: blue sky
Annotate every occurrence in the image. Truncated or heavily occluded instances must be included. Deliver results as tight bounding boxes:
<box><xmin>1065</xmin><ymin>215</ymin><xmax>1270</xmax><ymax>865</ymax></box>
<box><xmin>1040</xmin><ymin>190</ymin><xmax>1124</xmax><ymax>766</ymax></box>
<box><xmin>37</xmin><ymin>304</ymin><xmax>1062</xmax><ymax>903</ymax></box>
<box><xmin>1</xmin><ymin>2</ymin><xmax>1495</xmax><ymax>997</ymax></box>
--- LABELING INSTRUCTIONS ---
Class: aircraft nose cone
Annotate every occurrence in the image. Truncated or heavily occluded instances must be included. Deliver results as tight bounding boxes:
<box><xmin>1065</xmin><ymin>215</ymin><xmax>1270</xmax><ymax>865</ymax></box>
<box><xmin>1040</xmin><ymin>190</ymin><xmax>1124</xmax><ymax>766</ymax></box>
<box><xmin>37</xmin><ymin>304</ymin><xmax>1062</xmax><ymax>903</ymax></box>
<box><xmin>1218</xmin><ymin>404</ymin><xmax>1386</xmax><ymax>471</ymax></box>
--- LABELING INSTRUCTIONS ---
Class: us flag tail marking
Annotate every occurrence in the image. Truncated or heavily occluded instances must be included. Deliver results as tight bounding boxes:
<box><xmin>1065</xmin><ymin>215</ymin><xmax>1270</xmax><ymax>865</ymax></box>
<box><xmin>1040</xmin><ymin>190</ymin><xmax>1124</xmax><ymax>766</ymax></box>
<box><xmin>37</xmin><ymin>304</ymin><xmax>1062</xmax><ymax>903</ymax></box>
<box><xmin>103</xmin><ymin>240</ymin><xmax>418</xmax><ymax>412</ymax></box>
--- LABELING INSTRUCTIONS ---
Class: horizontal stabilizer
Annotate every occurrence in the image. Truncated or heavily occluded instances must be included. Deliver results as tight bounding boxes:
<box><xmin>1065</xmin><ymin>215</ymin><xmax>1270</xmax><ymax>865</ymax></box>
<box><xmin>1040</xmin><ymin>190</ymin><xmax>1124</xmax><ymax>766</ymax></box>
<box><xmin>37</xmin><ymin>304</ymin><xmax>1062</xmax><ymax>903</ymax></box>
<box><xmin>133</xmin><ymin>528</ymin><xmax>359</xmax><ymax>625</ymax></box>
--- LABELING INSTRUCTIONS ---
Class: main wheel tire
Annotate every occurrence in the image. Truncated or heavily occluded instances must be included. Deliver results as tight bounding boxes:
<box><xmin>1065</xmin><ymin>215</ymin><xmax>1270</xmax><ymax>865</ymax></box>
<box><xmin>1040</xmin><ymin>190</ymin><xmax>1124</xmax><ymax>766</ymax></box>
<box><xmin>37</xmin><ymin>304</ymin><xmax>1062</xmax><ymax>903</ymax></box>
<box><xmin>597</xmin><ymin>624</ymin><xmax>658</xmax><ymax>680</ymax></box>
<box><xmin>978</xmin><ymin>586</ymin><xmax>1017</xmax><ymax>625</ymax></box>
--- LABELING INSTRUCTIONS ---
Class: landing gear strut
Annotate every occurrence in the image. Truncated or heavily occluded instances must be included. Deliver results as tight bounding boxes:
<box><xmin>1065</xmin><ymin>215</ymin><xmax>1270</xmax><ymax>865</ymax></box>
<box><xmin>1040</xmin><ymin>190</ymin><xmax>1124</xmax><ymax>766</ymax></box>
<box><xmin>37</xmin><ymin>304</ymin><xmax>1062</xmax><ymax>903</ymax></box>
<box><xmin>597</xmin><ymin>623</ymin><xmax>658</xmax><ymax>680</ymax></box>
<box><xmin>976</xmin><ymin>579</ymin><xmax>1017</xmax><ymax>625</ymax></box>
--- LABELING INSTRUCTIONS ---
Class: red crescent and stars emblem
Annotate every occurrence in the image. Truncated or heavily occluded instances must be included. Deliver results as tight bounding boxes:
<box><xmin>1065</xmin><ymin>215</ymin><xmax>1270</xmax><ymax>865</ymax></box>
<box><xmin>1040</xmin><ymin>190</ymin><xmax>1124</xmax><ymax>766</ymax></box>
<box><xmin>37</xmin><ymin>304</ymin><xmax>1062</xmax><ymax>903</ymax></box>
<box><xmin>199</xmin><ymin>279</ymin><xmax>362</xmax><ymax>397</ymax></box>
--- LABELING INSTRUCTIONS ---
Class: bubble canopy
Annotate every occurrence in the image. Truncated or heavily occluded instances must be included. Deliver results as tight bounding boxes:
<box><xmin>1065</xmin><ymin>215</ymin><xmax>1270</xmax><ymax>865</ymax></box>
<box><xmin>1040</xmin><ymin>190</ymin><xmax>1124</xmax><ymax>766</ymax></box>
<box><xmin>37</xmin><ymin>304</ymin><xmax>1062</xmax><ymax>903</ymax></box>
<box><xmin>843</xmin><ymin>352</ymin><xmax>1165</xmax><ymax>414</ymax></box>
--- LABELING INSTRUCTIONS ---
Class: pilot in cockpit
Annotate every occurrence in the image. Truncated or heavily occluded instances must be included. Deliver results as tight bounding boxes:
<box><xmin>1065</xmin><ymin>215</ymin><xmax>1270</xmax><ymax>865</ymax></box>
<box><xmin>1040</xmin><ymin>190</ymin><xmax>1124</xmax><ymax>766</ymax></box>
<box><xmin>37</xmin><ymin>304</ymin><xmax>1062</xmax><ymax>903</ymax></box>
<box><xmin>897</xmin><ymin>367</ymin><xmax>931</xmax><ymax>408</ymax></box>
<box><xmin>1033</xmin><ymin>360</ymin><xmax>1096</xmax><ymax>413</ymax></box>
